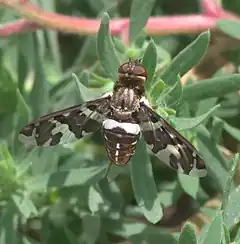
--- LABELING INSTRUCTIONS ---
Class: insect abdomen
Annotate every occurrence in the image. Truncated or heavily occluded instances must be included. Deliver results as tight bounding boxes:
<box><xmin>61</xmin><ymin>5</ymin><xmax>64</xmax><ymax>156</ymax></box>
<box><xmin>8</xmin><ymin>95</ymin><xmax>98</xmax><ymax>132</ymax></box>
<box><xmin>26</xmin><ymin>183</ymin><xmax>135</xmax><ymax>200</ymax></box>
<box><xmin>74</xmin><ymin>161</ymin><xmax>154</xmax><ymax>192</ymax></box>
<box><xmin>102</xmin><ymin>119</ymin><xmax>140</xmax><ymax>164</ymax></box>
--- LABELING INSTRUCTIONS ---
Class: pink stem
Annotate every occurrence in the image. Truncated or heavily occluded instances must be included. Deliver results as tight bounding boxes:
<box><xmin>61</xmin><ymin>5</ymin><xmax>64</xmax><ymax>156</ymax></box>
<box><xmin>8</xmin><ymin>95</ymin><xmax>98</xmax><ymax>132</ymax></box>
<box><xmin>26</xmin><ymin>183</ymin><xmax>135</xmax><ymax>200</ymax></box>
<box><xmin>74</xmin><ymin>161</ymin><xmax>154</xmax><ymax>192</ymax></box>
<box><xmin>0</xmin><ymin>0</ymin><xmax>239</xmax><ymax>38</ymax></box>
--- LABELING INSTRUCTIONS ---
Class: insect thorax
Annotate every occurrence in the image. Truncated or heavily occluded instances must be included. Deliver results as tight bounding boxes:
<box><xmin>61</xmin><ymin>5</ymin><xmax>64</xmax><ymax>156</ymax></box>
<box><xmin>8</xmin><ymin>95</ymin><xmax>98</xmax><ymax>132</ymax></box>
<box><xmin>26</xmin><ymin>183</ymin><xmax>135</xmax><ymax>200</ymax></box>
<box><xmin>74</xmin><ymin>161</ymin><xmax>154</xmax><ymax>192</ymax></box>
<box><xmin>110</xmin><ymin>85</ymin><xmax>143</xmax><ymax>121</ymax></box>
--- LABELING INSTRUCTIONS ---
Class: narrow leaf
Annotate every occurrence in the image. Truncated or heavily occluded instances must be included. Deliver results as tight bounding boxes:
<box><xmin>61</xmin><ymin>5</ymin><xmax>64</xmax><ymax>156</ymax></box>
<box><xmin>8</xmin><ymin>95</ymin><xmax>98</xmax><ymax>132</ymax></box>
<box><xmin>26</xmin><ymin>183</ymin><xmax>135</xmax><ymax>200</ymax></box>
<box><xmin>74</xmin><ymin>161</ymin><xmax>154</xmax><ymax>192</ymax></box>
<box><xmin>149</xmin><ymin>79</ymin><xmax>165</xmax><ymax>103</ymax></box>
<box><xmin>174</xmin><ymin>104</ymin><xmax>220</xmax><ymax>131</ymax></box>
<box><xmin>200</xmin><ymin>212</ymin><xmax>223</xmax><ymax>244</ymax></box>
<box><xmin>223</xmin><ymin>120</ymin><xmax>240</xmax><ymax>142</ymax></box>
<box><xmin>223</xmin><ymin>223</ymin><xmax>231</xmax><ymax>244</ymax></box>
<box><xmin>179</xmin><ymin>223</ymin><xmax>197</xmax><ymax>244</ymax></box>
<box><xmin>178</xmin><ymin>174</ymin><xmax>199</xmax><ymax>199</ymax></box>
<box><xmin>222</xmin><ymin>154</ymin><xmax>239</xmax><ymax>216</ymax></box>
<box><xmin>129</xmin><ymin>0</ymin><xmax>156</xmax><ymax>43</ymax></box>
<box><xmin>29</xmin><ymin>33</ymin><xmax>49</xmax><ymax>118</ymax></box>
<box><xmin>12</xmin><ymin>89</ymin><xmax>31</xmax><ymax>154</ymax></box>
<box><xmin>82</xmin><ymin>214</ymin><xmax>101</xmax><ymax>244</ymax></box>
<box><xmin>182</xmin><ymin>74</ymin><xmax>240</xmax><ymax>101</ymax></box>
<box><xmin>0</xmin><ymin>200</ymin><xmax>18</xmax><ymax>244</ymax></box>
<box><xmin>163</xmin><ymin>75</ymin><xmax>183</xmax><ymax>108</ymax></box>
<box><xmin>88</xmin><ymin>186</ymin><xmax>105</xmax><ymax>214</ymax></box>
<box><xmin>113</xmin><ymin>37</ymin><xmax>126</xmax><ymax>54</ymax></box>
<box><xmin>223</xmin><ymin>178</ymin><xmax>240</xmax><ymax>228</ymax></box>
<box><xmin>27</xmin><ymin>165</ymin><xmax>107</xmax><ymax>191</ymax></box>
<box><xmin>211</xmin><ymin>117</ymin><xmax>224</xmax><ymax>142</ymax></box>
<box><xmin>143</xmin><ymin>39</ymin><xmax>157</xmax><ymax>91</ymax></box>
<box><xmin>12</xmin><ymin>194</ymin><xmax>38</xmax><ymax>218</ymax></box>
<box><xmin>161</xmin><ymin>31</ymin><xmax>210</xmax><ymax>86</ymax></box>
<box><xmin>130</xmin><ymin>138</ymin><xmax>162</xmax><ymax>224</ymax></box>
<box><xmin>99</xmin><ymin>179</ymin><xmax>123</xmax><ymax>211</ymax></box>
<box><xmin>217</xmin><ymin>20</ymin><xmax>240</xmax><ymax>40</ymax></box>
<box><xmin>73</xmin><ymin>72</ymin><xmax>102</xmax><ymax>103</ymax></box>
<box><xmin>0</xmin><ymin>66</ymin><xmax>17</xmax><ymax>116</ymax></box>
<box><xmin>97</xmin><ymin>13</ymin><xmax>120</xmax><ymax>81</ymax></box>
<box><xmin>197</xmin><ymin>125</ymin><xmax>228</xmax><ymax>193</ymax></box>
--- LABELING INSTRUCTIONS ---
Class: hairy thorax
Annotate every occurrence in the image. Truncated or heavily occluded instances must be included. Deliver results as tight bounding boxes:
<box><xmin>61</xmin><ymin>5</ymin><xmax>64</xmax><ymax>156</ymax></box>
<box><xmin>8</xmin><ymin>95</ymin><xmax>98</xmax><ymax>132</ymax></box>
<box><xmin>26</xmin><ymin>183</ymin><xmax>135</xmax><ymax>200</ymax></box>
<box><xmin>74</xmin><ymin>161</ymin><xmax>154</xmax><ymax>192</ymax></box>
<box><xmin>110</xmin><ymin>87</ymin><xmax>140</xmax><ymax>121</ymax></box>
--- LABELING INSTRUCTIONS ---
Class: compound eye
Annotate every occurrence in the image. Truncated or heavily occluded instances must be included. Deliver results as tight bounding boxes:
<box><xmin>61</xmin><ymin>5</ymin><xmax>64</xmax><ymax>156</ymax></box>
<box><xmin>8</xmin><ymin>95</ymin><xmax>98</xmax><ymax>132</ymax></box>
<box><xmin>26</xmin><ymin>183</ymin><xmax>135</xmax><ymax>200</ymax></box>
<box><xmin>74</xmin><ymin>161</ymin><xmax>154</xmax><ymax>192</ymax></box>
<box><xmin>133</xmin><ymin>65</ymin><xmax>147</xmax><ymax>78</ymax></box>
<box><xmin>118</xmin><ymin>63</ymin><xmax>129</xmax><ymax>74</ymax></box>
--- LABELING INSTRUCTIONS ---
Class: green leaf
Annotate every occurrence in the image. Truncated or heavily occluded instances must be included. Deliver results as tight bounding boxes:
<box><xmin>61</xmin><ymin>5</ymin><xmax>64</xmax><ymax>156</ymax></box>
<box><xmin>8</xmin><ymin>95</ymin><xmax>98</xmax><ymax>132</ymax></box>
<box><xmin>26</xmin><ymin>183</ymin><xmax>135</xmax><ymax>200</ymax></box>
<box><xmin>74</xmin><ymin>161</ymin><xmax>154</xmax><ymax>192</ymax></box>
<box><xmin>27</xmin><ymin>165</ymin><xmax>107</xmax><ymax>191</ymax></box>
<box><xmin>130</xmin><ymin>138</ymin><xmax>162</xmax><ymax>224</ymax></box>
<box><xmin>158</xmin><ymin>182</ymin><xmax>181</xmax><ymax>207</ymax></box>
<box><xmin>17</xmin><ymin>34</ymin><xmax>34</xmax><ymax>94</ymax></box>
<box><xmin>196</xmin><ymin>97</ymin><xmax>218</xmax><ymax>117</ymax></box>
<box><xmin>64</xmin><ymin>227</ymin><xmax>79</xmax><ymax>244</ymax></box>
<box><xmin>0</xmin><ymin>66</ymin><xmax>17</xmax><ymax>116</ymax></box>
<box><xmin>99</xmin><ymin>179</ymin><xmax>123</xmax><ymax>211</ymax></box>
<box><xmin>103</xmin><ymin>218</ymin><xmax>177</xmax><ymax>242</ymax></box>
<box><xmin>149</xmin><ymin>79</ymin><xmax>165</xmax><ymax>103</ymax></box>
<box><xmin>179</xmin><ymin>223</ymin><xmax>197</xmax><ymax>244</ymax></box>
<box><xmin>15</xmin><ymin>89</ymin><xmax>31</xmax><ymax>132</ymax></box>
<box><xmin>97</xmin><ymin>13</ymin><xmax>120</xmax><ymax>81</ymax></box>
<box><xmin>12</xmin><ymin>194</ymin><xmax>38</xmax><ymax>218</ymax></box>
<box><xmin>217</xmin><ymin>20</ymin><xmax>240</xmax><ymax>40</ymax></box>
<box><xmin>29</xmin><ymin>33</ymin><xmax>49</xmax><ymax>118</ymax></box>
<box><xmin>129</xmin><ymin>0</ymin><xmax>156</xmax><ymax>43</ymax></box>
<box><xmin>112</xmin><ymin>37</ymin><xmax>126</xmax><ymax>54</ymax></box>
<box><xmin>223</xmin><ymin>223</ymin><xmax>231</xmax><ymax>244</ymax></box>
<box><xmin>161</xmin><ymin>31</ymin><xmax>210</xmax><ymax>86</ymax></box>
<box><xmin>82</xmin><ymin>214</ymin><xmax>101</xmax><ymax>244</ymax></box>
<box><xmin>0</xmin><ymin>143</ymin><xmax>15</xmax><ymax>169</ymax></box>
<box><xmin>178</xmin><ymin>174</ymin><xmax>199</xmax><ymax>199</ymax></box>
<box><xmin>200</xmin><ymin>212</ymin><xmax>223</xmax><ymax>244</ymax></box>
<box><xmin>162</xmin><ymin>75</ymin><xmax>183</xmax><ymax>108</ymax></box>
<box><xmin>197</xmin><ymin>125</ymin><xmax>228</xmax><ymax>193</ymax></box>
<box><xmin>42</xmin><ymin>0</ymin><xmax>61</xmax><ymax>71</ymax></box>
<box><xmin>0</xmin><ymin>200</ymin><xmax>18</xmax><ymax>244</ymax></box>
<box><xmin>222</xmin><ymin>154</ymin><xmax>239</xmax><ymax>216</ymax></box>
<box><xmin>72</xmin><ymin>72</ymin><xmax>102</xmax><ymax>103</ymax></box>
<box><xmin>143</xmin><ymin>39</ymin><xmax>157</xmax><ymax>91</ymax></box>
<box><xmin>88</xmin><ymin>185</ymin><xmax>105</xmax><ymax>214</ymax></box>
<box><xmin>211</xmin><ymin>117</ymin><xmax>224</xmax><ymax>142</ymax></box>
<box><xmin>223</xmin><ymin>120</ymin><xmax>240</xmax><ymax>142</ymax></box>
<box><xmin>229</xmin><ymin>221</ymin><xmax>240</xmax><ymax>242</ymax></box>
<box><xmin>223</xmin><ymin>165</ymin><xmax>240</xmax><ymax>229</ymax></box>
<box><xmin>174</xmin><ymin>104</ymin><xmax>220</xmax><ymax>131</ymax></box>
<box><xmin>12</xmin><ymin>89</ymin><xmax>31</xmax><ymax>154</ymax></box>
<box><xmin>182</xmin><ymin>74</ymin><xmax>240</xmax><ymax>101</ymax></box>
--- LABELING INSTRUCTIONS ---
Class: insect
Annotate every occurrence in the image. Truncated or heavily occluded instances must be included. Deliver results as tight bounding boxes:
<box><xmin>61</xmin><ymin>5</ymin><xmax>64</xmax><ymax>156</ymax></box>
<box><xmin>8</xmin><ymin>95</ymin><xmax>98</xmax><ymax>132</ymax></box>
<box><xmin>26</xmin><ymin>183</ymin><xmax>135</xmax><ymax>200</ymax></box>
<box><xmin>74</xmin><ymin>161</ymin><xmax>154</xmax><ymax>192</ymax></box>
<box><xmin>19</xmin><ymin>59</ymin><xmax>207</xmax><ymax>177</ymax></box>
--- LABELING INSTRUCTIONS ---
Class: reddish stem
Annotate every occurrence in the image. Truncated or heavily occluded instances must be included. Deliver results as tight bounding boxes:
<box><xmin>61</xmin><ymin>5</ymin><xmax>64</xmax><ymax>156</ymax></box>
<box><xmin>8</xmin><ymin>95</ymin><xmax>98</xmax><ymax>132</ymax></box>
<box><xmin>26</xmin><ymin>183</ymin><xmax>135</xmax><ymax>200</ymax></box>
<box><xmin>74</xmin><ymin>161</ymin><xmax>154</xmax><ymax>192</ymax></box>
<box><xmin>0</xmin><ymin>19</ymin><xmax>39</xmax><ymax>37</ymax></box>
<box><xmin>0</xmin><ymin>0</ymin><xmax>239</xmax><ymax>38</ymax></box>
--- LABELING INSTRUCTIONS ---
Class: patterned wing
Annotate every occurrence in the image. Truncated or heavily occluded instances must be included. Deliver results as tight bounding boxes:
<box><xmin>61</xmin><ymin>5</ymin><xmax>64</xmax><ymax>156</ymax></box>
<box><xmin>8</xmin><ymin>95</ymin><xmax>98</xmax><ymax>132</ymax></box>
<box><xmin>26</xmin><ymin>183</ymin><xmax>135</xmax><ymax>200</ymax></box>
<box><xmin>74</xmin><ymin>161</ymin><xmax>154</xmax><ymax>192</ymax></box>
<box><xmin>139</xmin><ymin>102</ymin><xmax>207</xmax><ymax>177</ymax></box>
<box><xmin>19</xmin><ymin>97</ymin><xmax>111</xmax><ymax>149</ymax></box>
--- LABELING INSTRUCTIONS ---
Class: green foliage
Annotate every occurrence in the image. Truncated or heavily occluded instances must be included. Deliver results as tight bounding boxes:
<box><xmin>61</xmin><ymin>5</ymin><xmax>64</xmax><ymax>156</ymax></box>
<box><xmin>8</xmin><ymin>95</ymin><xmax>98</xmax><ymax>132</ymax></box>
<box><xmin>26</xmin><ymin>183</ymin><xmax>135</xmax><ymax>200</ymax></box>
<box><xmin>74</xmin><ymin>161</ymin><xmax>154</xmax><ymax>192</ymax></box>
<box><xmin>1</xmin><ymin>0</ymin><xmax>240</xmax><ymax>243</ymax></box>
<box><xmin>131</xmin><ymin>138</ymin><xmax>162</xmax><ymax>224</ymax></box>
<box><xmin>178</xmin><ymin>223</ymin><xmax>197</xmax><ymax>244</ymax></box>
<box><xmin>129</xmin><ymin>0</ymin><xmax>156</xmax><ymax>43</ymax></box>
<box><xmin>97</xmin><ymin>13</ymin><xmax>120</xmax><ymax>81</ymax></box>
<box><xmin>161</xmin><ymin>31</ymin><xmax>210</xmax><ymax>86</ymax></box>
<box><xmin>217</xmin><ymin>20</ymin><xmax>240</xmax><ymax>40</ymax></box>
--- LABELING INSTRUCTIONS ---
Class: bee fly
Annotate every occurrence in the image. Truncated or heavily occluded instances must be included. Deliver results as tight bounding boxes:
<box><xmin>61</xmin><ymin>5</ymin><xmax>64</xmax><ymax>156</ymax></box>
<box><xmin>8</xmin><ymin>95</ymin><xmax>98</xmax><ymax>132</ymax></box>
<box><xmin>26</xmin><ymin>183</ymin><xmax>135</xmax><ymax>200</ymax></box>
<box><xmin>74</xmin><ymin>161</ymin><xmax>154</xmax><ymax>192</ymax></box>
<box><xmin>19</xmin><ymin>59</ymin><xmax>207</xmax><ymax>177</ymax></box>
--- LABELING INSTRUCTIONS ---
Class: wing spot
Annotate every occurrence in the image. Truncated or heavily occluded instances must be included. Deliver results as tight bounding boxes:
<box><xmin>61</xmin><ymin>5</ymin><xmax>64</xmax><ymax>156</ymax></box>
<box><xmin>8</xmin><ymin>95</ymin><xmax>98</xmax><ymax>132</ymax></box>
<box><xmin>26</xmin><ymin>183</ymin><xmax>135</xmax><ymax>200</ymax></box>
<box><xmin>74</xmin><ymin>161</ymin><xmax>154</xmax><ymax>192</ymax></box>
<box><xmin>169</xmin><ymin>133</ymin><xmax>175</xmax><ymax>139</ymax></box>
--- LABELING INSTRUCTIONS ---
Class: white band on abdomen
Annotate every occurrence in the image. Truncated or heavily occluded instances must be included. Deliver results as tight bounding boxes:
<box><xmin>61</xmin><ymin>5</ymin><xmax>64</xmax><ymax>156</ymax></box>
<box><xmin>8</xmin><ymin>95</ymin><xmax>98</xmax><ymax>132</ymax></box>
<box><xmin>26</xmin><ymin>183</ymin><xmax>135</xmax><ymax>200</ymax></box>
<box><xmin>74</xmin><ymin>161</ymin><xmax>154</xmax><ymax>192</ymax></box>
<box><xmin>103</xmin><ymin>119</ymin><xmax>140</xmax><ymax>135</ymax></box>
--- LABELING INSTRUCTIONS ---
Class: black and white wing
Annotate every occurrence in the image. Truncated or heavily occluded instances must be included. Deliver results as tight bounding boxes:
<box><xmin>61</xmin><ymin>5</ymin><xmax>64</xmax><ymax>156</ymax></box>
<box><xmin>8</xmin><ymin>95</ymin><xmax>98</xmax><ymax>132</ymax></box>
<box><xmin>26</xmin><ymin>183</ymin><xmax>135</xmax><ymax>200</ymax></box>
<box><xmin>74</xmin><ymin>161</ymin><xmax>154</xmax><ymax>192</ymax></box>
<box><xmin>139</xmin><ymin>101</ymin><xmax>207</xmax><ymax>177</ymax></box>
<box><xmin>19</xmin><ymin>96</ymin><xmax>111</xmax><ymax>149</ymax></box>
